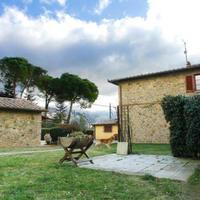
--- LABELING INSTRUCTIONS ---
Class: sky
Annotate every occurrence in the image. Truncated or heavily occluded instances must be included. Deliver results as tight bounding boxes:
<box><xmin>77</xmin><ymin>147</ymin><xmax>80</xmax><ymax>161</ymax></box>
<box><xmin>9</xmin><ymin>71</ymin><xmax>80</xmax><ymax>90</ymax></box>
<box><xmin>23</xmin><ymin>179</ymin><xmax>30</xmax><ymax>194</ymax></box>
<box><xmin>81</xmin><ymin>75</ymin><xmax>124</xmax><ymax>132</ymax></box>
<box><xmin>0</xmin><ymin>0</ymin><xmax>200</xmax><ymax>111</ymax></box>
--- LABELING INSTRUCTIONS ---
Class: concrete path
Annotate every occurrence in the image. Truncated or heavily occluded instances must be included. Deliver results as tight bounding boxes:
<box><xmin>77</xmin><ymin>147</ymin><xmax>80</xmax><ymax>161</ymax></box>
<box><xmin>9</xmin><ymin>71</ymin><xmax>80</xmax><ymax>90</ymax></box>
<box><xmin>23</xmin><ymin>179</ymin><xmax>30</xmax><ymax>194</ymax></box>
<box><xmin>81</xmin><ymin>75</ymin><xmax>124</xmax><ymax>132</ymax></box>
<box><xmin>79</xmin><ymin>154</ymin><xmax>200</xmax><ymax>181</ymax></box>
<box><xmin>0</xmin><ymin>149</ymin><xmax>63</xmax><ymax>157</ymax></box>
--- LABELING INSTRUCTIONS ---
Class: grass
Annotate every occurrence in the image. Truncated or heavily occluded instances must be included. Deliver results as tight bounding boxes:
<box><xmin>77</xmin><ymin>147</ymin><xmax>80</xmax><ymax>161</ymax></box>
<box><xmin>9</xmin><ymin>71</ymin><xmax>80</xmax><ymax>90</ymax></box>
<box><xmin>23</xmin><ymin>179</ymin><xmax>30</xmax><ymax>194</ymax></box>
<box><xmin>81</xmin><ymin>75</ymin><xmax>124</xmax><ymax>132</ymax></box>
<box><xmin>132</xmin><ymin>143</ymin><xmax>171</xmax><ymax>155</ymax></box>
<box><xmin>0</xmin><ymin>151</ymin><xmax>184</xmax><ymax>200</ymax></box>
<box><xmin>0</xmin><ymin>144</ymin><xmax>199</xmax><ymax>199</ymax></box>
<box><xmin>0</xmin><ymin>143</ymin><xmax>171</xmax><ymax>155</ymax></box>
<box><xmin>189</xmin><ymin>166</ymin><xmax>200</xmax><ymax>185</ymax></box>
<box><xmin>0</xmin><ymin>145</ymin><xmax>62</xmax><ymax>153</ymax></box>
<box><xmin>88</xmin><ymin>143</ymin><xmax>171</xmax><ymax>157</ymax></box>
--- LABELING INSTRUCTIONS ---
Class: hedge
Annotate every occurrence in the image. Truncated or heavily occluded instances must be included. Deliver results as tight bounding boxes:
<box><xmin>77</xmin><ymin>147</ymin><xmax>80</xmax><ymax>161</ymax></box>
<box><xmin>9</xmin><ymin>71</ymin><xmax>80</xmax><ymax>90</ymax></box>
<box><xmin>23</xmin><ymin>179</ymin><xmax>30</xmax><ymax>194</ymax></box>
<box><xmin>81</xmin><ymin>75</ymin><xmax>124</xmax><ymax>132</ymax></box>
<box><xmin>50</xmin><ymin>128</ymin><xmax>69</xmax><ymax>143</ymax></box>
<box><xmin>161</xmin><ymin>95</ymin><xmax>189</xmax><ymax>157</ymax></box>
<box><xmin>161</xmin><ymin>95</ymin><xmax>200</xmax><ymax>158</ymax></box>
<box><xmin>41</xmin><ymin>124</ymin><xmax>81</xmax><ymax>144</ymax></box>
<box><xmin>185</xmin><ymin>96</ymin><xmax>200</xmax><ymax>158</ymax></box>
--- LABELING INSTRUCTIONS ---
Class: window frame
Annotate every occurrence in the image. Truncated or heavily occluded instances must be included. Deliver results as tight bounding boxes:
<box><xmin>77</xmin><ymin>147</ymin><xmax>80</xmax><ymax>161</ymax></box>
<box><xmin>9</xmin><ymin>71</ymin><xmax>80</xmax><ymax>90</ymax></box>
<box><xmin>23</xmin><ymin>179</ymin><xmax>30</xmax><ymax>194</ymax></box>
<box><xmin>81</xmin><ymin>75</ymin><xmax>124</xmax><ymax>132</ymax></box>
<box><xmin>104</xmin><ymin>124</ymin><xmax>112</xmax><ymax>133</ymax></box>
<box><xmin>194</xmin><ymin>74</ymin><xmax>200</xmax><ymax>92</ymax></box>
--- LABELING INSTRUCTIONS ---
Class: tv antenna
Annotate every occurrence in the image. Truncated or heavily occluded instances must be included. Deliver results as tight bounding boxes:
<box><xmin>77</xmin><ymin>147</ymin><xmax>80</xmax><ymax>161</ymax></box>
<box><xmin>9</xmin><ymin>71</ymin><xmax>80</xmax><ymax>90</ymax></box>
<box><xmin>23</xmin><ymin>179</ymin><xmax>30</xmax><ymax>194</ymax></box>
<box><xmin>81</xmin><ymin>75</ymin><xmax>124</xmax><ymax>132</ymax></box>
<box><xmin>182</xmin><ymin>40</ymin><xmax>191</xmax><ymax>67</ymax></box>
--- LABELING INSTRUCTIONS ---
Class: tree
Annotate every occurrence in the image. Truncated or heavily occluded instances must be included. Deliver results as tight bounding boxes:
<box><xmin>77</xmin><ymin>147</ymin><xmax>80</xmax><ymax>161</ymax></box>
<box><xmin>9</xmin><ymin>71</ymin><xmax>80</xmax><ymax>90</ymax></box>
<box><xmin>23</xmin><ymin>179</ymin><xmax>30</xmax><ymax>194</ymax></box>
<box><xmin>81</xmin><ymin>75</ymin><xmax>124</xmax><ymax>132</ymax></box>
<box><xmin>0</xmin><ymin>57</ymin><xmax>46</xmax><ymax>98</ymax></box>
<box><xmin>20</xmin><ymin>65</ymin><xmax>47</xmax><ymax>98</ymax></box>
<box><xmin>37</xmin><ymin>75</ymin><xmax>58</xmax><ymax>110</ymax></box>
<box><xmin>55</xmin><ymin>73</ymin><xmax>98</xmax><ymax>124</ymax></box>
<box><xmin>0</xmin><ymin>57</ymin><xmax>30</xmax><ymax>97</ymax></box>
<box><xmin>4</xmin><ymin>79</ymin><xmax>15</xmax><ymax>98</ymax></box>
<box><xmin>55</xmin><ymin>101</ymin><xmax>68</xmax><ymax>123</ymax></box>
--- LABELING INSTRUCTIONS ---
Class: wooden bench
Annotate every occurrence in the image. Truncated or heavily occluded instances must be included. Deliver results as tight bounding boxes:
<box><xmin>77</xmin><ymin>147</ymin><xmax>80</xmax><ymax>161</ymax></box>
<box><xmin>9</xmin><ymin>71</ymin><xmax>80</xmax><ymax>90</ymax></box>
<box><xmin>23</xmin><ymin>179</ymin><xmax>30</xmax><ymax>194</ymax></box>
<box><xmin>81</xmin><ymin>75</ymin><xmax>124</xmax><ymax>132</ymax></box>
<box><xmin>59</xmin><ymin>135</ymin><xmax>94</xmax><ymax>166</ymax></box>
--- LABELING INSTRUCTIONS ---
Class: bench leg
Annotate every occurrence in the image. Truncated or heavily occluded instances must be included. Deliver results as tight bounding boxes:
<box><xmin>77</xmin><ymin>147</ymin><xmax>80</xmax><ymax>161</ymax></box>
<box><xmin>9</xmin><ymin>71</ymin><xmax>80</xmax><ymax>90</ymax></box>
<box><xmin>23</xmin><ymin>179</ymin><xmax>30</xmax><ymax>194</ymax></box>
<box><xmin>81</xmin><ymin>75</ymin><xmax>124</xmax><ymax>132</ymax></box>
<box><xmin>83</xmin><ymin>152</ymin><xmax>94</xmax><ymax>164</ymax></box>
<box><xmin>59</xmin><ymin>149</ymin><xmax>72</xmax><ymax>164</ymax></box>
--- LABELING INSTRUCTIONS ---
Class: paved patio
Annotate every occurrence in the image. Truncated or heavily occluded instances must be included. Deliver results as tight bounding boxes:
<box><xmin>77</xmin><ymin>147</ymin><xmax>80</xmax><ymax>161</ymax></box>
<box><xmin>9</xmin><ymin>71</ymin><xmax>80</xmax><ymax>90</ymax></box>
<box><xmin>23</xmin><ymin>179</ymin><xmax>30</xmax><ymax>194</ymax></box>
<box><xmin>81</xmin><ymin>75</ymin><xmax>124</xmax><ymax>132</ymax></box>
<box><xmin>80</xmin><ymin>154</ymin><xmax>200</xmax><ymax>181</ymax></box>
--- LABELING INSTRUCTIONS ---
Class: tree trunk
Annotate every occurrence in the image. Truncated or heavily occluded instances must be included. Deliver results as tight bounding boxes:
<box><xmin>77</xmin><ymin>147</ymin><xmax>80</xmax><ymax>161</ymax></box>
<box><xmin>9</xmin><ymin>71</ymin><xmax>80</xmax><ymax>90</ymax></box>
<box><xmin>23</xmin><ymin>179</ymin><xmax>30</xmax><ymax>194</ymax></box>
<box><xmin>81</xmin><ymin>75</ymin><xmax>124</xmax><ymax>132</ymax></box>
<box><xmin>66</xmin><ymin>101</ymin><xmax>73</xmax><ymax>124</ymax></box>
<box><xmin>13</xmin><ymin>80</ymin><xmax>16</xmax><ymax>98</ymax></box>
<box><xmin>44</xmin><ymin>95</ymin><xmax>53</xmax><ymax>117</ymax></box>
<box><xmin>20</xmin><ymin>80</ymin><xmax>30</xmax><ymax>98</ymax></box>
<box><xmin>45</xmin><ymin>98</ymin><xmax>49</xmax><ymax>110</ymax></box>
<box><xmin>45</xmin><ymin>98</ymin><xmax>49</xmax><ymax>118</ymax></box>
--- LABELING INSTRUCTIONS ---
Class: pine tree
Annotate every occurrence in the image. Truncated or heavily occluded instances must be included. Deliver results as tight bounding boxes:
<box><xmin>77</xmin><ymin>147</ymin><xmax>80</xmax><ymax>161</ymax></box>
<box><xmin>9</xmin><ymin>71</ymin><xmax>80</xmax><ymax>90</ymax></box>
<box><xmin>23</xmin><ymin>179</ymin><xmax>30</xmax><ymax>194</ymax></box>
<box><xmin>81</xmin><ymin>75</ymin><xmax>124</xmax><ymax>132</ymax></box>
<box><xmin>55</xmin><ymin>102</ymin><xmax>67</xmax><ymax>123</ymax></box>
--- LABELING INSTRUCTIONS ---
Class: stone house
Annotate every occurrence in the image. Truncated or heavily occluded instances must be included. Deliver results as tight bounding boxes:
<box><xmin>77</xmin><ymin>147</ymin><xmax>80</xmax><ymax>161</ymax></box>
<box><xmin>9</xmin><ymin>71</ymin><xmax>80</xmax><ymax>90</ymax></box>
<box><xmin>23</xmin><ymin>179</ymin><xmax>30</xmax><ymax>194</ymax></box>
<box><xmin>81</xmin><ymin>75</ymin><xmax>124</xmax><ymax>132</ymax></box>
<box><xmin>92</xmin><ymin>120</ymin><xmax>118</xmax><ymax>140</ymax></box>
<box><xmin>0</xmin><ymin>97</ymin><xmax>44</xmax><ymax>147</ymax></box>
<box><xmin>109</xmin><ymin>64</ymin><xmax>200</xmax><ymax>144</ymax></box>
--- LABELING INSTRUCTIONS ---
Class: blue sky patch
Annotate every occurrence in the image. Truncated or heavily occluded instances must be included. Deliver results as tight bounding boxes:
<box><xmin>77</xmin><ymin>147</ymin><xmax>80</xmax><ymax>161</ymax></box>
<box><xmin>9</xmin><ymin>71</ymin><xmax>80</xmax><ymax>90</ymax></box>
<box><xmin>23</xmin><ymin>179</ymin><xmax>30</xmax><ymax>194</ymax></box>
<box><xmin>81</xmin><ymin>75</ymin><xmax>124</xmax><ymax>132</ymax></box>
<box><xmin>0</xmin><ymin>0</ymin><xmax>148</xmax><ymax>21</ymax></box>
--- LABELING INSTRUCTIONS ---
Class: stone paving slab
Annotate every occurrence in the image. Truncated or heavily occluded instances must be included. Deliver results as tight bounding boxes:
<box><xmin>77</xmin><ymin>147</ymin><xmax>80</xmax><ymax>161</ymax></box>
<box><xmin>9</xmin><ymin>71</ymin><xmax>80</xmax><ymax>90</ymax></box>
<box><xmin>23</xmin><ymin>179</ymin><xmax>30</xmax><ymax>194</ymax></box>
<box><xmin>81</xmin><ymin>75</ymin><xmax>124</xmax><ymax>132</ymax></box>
<box><xmin>79</xmin><ymin>154</ymin><xmax>200</xmax><ymax>181</ymax></box>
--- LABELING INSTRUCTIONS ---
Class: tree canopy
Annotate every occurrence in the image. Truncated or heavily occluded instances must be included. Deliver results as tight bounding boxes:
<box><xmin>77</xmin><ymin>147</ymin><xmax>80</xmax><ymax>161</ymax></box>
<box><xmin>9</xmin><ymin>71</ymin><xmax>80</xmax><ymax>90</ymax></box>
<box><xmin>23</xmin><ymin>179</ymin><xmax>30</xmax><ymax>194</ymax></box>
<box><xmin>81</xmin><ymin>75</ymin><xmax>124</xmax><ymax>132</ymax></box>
<box><xmin>56</xmin><ymin>73</ymin><xmax>99</xmax><ymax>123</ymax></box>
<box><xmin>37</xmin><ymin>75</ymin><xmax>59</xmax><ymax>110</ymax></box>
<box><xmin>0</xmin><ymin>57</ymin><xmax>99</xmax><ymax>125</ymax></box>
<box><xmin>0</xmin><ymin>57</ymin><xmax>46</xmax><ymax>98</ymax></box>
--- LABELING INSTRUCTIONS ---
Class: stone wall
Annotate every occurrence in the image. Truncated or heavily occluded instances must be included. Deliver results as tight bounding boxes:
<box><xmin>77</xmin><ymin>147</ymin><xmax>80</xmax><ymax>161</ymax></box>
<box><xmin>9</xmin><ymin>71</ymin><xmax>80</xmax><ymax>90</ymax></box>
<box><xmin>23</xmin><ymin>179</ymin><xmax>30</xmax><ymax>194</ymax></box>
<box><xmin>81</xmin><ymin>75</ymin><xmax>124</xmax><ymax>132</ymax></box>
<box><xmin>0</xmin><ymin>111</ymin><xmax>41</xmax><ymax>147</ymax></box>
<box><xmin>119</xmin><ymin>70</ymin><xmax>200</xmax><ymax>143</ymax></box>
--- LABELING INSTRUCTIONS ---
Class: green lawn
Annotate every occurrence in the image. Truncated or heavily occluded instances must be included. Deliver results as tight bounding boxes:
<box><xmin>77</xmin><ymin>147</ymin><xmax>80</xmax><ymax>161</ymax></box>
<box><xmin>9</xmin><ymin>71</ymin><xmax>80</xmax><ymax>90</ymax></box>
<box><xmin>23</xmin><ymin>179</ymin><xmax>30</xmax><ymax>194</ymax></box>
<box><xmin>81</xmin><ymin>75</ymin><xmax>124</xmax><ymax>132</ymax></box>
<box><xmin>0</xmin><ymin>145</ymin><xmax>62</xmax><ymax>153</ymax></box>
<box><xmin>0</xmin><ymin>143</ymin><xmax>171</xmax><ymax>155</ymax></box>
<box><xmin>0</xmin><ymin>144</ymin><xmax>199</xmax><ymax>200</ymax></box>
<box><xmin>132</xmin><ymin>143</ymin><xmax>171</xmax><ymax>155</ymax></box>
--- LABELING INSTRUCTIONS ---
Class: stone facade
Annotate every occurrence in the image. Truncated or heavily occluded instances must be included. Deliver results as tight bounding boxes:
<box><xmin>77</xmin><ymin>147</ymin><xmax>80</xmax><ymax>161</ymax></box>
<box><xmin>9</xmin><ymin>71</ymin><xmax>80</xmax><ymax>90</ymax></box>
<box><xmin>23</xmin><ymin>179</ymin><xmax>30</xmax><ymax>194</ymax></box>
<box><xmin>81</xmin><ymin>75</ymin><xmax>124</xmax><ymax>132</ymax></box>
<box><xmin>118</xmin><ymin>69</ymin><xmax>200</xmax><ymax>143</ymax></box>
<box><xmin>0</xmin><ymin>111</ymin><xmax>41</xmax><ymax>147</ymax></box>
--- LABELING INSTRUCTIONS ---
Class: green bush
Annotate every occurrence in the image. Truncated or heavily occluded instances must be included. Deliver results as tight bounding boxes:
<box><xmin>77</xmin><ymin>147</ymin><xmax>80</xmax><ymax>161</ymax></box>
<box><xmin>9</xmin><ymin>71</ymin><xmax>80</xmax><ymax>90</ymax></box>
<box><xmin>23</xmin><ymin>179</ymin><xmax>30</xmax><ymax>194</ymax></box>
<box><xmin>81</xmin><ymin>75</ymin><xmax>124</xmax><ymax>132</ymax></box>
<box><xmin>184</xmin><ymin>96</ymin><xmax>200</xmax><ymax>158</ymax></box>
<box><xmin>50</xmin><ymin>128</ymin><xmax>69</xmax><ymax>143</ymax></box>
<box><xmin>58</xmin><ymin>124</ymin><xmax>80</xmax><ymax>132</ymax></box>
<box><xmin>83</xmin><ymin>129</ymin><xmax>94</xmax><ymax>136</ymax></box>
<box><xmin>41</xmin><ymin>123</ymin><xmax>80</xmax><ymax>143</ymax></box>
<box><xmin>70</xmin><ymin>131</ymin><xmax>85</xmax><ymax>138</ymax></box>
<box><xmin>161</xmin><ymin>95</ymin><xmax>189</xmax><ymax>157</ymax></box>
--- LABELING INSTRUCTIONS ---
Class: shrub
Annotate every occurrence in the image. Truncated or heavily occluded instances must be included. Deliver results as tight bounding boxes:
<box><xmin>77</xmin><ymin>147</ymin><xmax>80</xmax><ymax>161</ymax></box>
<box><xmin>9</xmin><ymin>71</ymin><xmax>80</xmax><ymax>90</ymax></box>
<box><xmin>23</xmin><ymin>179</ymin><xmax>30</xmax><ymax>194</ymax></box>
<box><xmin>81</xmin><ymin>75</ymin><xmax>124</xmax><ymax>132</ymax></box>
<box><xmin>184</xmin><ymin>96</ymin><xmax>200</xmax><ymax>158</ymax></box>
<box><xmin>58</xmin><ymin>124</ymin><xmax>80</xmax><ymax>132</ymax></box>
<box><xmin>161</xmin><ymin>95</ymin><xmax>189</xmax><ymax>157</ymax></box>
<box><xmin>50</xmin><ymin>128</ymin><xmax>69</xmax><ymax>143</ymax></box>
<box><xmin>83</xmin><ymin>129</ymin><xmax>94</xmax><ymax>136</ymax></box>
<box><xmin>41</xmin><ymin>124</ymin><xmax>81</xmax><ymax>143</ymax></box>
<box><xmin>70</xmin><ymin>131</ymin><xmax>85</xmax><ymax>138</ymax></box>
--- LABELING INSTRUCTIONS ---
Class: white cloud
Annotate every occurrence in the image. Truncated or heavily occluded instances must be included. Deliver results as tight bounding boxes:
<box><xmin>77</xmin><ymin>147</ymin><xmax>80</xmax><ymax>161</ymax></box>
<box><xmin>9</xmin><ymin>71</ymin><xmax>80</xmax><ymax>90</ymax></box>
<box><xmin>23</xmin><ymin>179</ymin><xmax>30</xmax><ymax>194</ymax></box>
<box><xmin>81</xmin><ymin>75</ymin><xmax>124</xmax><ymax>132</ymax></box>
<box><xmin>57</xmin><ymin>0</ymin><xmax>67</xmax><ymax>6</ymax></box>
<box><xmin>40</xmin><ymin>0</ymin><xmax>67</xmax><ymax>6</ymax></box>
<box><xmin>94</xmin><ymin>0</ymin><xmax>111</xmax><ymax>15</ymax></box>
<box><xmin>0</xmin><ymin>1</ymin><xmax>200</xmax><ymax>107</ymax></box>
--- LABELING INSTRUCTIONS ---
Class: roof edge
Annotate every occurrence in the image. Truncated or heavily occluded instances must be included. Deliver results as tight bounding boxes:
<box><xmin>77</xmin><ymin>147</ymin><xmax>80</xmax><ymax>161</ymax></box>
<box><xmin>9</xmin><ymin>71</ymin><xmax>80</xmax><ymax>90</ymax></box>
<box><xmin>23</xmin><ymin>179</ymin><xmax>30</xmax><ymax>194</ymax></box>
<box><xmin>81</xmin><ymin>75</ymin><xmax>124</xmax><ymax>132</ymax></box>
<box><xmin>92</xmin><ymin>120</ymin><xmax>118</xmax><ymax>126</ymax></box>
<box><xmin>108</xmin><ymin>64</ymin><xmax>200</xmax><ymax>85</ymax></box>
<box><xmin>0</xmin><ymin>107</ymin><xmax>46</xmax><ymax>113</ymax></box>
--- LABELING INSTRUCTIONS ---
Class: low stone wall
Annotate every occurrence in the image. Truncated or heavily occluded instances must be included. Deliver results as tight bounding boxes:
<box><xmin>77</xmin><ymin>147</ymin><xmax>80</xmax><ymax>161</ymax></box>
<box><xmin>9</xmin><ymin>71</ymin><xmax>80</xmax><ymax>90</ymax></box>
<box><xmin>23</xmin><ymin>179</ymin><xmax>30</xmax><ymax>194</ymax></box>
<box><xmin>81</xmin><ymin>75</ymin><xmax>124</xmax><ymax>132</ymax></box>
<box><xmin>0</xmin><ymin>111</ymin><xmax>41</xmax><ymax>147</ymax></box>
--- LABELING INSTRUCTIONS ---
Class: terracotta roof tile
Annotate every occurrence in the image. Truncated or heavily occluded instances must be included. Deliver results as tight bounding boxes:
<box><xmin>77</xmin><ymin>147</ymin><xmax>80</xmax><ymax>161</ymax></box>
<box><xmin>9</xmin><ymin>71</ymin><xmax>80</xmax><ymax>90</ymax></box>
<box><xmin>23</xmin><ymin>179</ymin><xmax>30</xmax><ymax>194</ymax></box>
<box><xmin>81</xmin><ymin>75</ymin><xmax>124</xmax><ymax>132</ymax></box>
<box><xmin>92</xmin><ymin>120</ymin><xmax>118</xmax><ymax>125</ymax></box>
<box><xmin>0</xmin><ymin>97</ymin><xmax>44</xmax><ymax>112</ymax></box>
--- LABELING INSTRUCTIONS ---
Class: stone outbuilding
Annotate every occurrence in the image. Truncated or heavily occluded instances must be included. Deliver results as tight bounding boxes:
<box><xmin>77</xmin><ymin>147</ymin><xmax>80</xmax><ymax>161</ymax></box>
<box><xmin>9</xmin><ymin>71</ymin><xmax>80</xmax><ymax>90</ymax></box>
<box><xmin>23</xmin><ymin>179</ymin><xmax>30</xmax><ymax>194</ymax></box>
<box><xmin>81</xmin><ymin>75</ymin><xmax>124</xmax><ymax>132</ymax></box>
<box><xmin>109</xmin><ymin>64</ymin><xmax>200</xmax><ymax>144</ymax></box>
<box><xmin>0</xmin><ymin>97</ymin><xmax>44</xmax><ymax>147</ymax></box>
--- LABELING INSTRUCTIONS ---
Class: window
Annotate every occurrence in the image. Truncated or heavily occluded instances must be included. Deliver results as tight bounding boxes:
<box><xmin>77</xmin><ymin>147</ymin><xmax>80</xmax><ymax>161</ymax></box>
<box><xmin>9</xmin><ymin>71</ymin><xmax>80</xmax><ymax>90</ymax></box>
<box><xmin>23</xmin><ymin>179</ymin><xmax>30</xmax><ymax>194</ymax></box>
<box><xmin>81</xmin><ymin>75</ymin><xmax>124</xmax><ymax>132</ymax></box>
<box><xmin>186</xmin><ymin>75</ymin><xmax>194</xmax><ymax>93</ymax></box>
<box><xmin>186</xmin><ymin>74</ymin><xmax>200</xmax><ymax>92</ymax></box>
<box><xmin>104</xmin><ymin>124</ymin><xmax>112</xmax><ymax>132</ymax></box>
<box><xmin>195</xmin><ymin>74</ymin><xmax>200</xmax><ymax>91</ymax></box>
